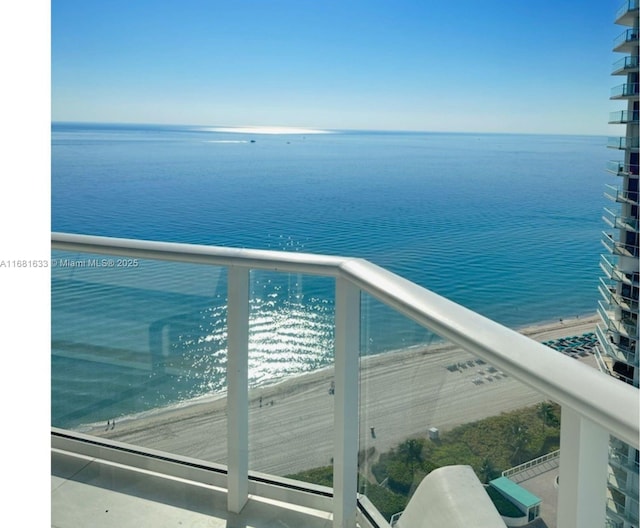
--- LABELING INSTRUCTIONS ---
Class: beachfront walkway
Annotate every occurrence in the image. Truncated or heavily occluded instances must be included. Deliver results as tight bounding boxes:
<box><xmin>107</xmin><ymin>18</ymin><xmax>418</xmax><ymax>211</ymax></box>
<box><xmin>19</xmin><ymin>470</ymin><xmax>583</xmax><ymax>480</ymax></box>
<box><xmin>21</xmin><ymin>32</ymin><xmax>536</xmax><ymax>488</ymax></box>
<box><xmin>98</xmin><ymin>315</ymin><xmax>600</xmax><ymax>478</ymax></box>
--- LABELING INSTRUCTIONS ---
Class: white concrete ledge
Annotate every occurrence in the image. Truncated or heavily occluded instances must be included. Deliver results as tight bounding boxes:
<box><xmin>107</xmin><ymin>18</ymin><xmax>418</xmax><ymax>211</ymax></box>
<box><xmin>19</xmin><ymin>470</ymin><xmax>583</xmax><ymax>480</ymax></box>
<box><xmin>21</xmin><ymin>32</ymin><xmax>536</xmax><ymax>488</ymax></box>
<box><xmin>395</xmin><ymin>465</ymin><xmax>506</xmax><ymax>528</ymax></box>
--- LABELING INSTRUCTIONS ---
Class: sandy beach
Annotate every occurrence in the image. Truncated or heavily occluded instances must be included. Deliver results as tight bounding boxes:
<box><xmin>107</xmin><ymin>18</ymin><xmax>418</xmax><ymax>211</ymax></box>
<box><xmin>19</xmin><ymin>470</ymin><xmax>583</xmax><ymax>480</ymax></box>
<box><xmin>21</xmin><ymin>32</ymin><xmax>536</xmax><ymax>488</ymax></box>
<box><xmin>96</xmin><ymin>314</ymin><xmax>599</xmax><ymax>477</ymax></box>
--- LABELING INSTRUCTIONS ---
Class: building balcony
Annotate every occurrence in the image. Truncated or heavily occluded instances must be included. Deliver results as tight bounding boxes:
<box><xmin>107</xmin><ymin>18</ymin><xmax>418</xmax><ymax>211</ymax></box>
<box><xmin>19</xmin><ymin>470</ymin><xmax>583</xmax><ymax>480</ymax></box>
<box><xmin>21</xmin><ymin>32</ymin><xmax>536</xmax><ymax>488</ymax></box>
<box><xmin>606</xmin><ymin>496</ymin><xmax>640</xmax><ymax>525</ymax></box>
<box><xmin>610</xmin><ymin>83</ymin><xmax>639</xmax><ymax>99</ymax></box>
<box><xmin>602</xmin><ymin>207</ymin><xmax>640</xmax><ymax>232</ymax></box>
<box><xmin>612</xmin><ymin>55</ymin><xmax>639</xmax><ymax>75</ymax></box>
<box><xmin>615</xmin><ymin>0</ymin><xmax>640</xmax><ymax>26</ymax></box>
<box><xmin>601</xmin><ymin>232</ymin><xmax>640</xmax><ymax>260</ymax></box>
<box><xmin>613</xmin><ymin>28</ymin><xmax>639</xmax><ymax>52</ymax></box>
<box><xmin>599</xmin><ymin>254</ymin><xmax>639</xmax><ymax>287</ymax></box>
<box><xmin>51</xmin><ymin>233</ymin><xmax>640</xmax><ymax>528</ymax></box>
<box><xmin>604</xmin><ymin>183</ymin><xmax>640</xmax><ymax>205</ymax></box>
<box><xmin>598</xmin><ymin>275</ymin><xmax>640</xmax><ymax>315</ymax></box>
<box><xmin>609</xmin><ymin>439</ymin><xmax>640</xmax><ymax>472</ymax></box>
<box><xmin>598</xmin><ymin>301</ymin><xmax>638</xmax><ymax>340</ymax></box>
<box><xmin>595</xmin><ymin>324</ymin><xmax>638</xmax><ymax>368</ymax></box>
<box><xmin>606</xmin><ymin>160</ymin><xmax>640</xmax><ymax>176</ymax></box>
<box><xmin>607</xmin><ymin>136</ymin><xmax>640</xmax><ymax>150</ymax></box>
<box><xmin>609</xmin><ymin>110</ymin><xmax>640</xmax><ymax>124</ymax></box>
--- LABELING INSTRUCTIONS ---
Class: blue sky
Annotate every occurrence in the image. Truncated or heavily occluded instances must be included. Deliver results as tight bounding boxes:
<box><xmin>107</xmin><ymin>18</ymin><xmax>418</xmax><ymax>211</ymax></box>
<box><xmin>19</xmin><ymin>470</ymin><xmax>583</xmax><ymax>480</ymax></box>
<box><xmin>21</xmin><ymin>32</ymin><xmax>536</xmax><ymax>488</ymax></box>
<box><xmin>50</xmin><ymin>0</ymin><xmax>625</xmax><ymax>135</ymax></box>
<box><xmin>50</xmin><ymin>0</ymin><xmax>621</xmax><ymax>135</ymax></box>
<box><xmin>49</xmin><ymin>0</ymin><xmax>626</xmax><ymax>135</ymax></box>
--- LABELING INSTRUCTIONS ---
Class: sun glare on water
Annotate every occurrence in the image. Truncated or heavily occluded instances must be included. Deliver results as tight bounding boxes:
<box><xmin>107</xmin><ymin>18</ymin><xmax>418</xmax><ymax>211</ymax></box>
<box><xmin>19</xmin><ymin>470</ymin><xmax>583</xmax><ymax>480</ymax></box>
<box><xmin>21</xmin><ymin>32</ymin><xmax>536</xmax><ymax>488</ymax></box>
<box><xmin>203</xmin><ymin>125</ymin><xmax>333</xmax><ymax>135</ymax></box>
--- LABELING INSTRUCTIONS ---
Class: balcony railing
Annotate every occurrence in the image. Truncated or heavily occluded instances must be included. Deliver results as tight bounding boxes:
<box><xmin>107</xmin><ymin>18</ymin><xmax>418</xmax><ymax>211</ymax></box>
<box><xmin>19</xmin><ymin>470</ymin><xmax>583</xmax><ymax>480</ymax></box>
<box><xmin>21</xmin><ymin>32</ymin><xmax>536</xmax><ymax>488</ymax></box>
<box><xmin>595</xmin><ymin>324</ymin><xmax>638</xmax><ymax>367</ymax></box>
<box><xmin>51</xmin><ymin>233</ymin><xmax>640</xmax><ymax>528</ymax></box>
<box><xmin>598</xmin><ymin>275</ymin><xmax>640</xmax><ymax>315</ymax></box>
<box><xmin>612</xmin><ymin>55</ymin><xmax>639</xmax><ymax>75</ymax></box>
<box><xmin>604</xmin><ymin>183</ymin><xmax>640</xmax><ymax>205</ymax></box>
<box><xmin>598</xmin><ymin>299</ymin><xmax>638</xmax><ymax>342</ymax></box>
<box><xmin>610</xmin><ymin>83</ymin><xmax>639</xmax><ymax>99</ymax></box>
<box><xmin>609</xmin><ymin>443</ymin><xmax>640</xmax><ymax>472</ymax></box>
<box><xmin>607</xmin><ymin>497</ymin><xmax>640</xmax><ymax>524</ymax></box>
<box><xmin>609</xmin><ymin>110</ymin><xmax>640</xmax><ymax>124</ymax></box>
<box><xmin>613</xmin><ymin>28</ymin><xmax>639</xmax><ymax>50</ymax></box>
<box><xmin>603</xmin><ymin>207</ymin><xmax>640</xmax><ymax>232</ymax></box>
<box><xmin>616</xmin><ymin>0</ymin><xmax>640</xmax><ymax>24</ymax></box>
<box><xmin>601</xmin><ymin>232</ymin><xmax>640</xmax><ymax>259</ymax></box>
<box><xmin>606</xmin><ymin>160</ymin><xmax>640</xmax><ymax>175</ymax></box>
<box><xmin>607</xmin><ymin>136</ymin><xmax>640</xmax><ymax>150</ymax></box>
<box><xmin>600</xmin><ymin>254</ymin><xmax>639</xmax><ymax>286</ymax></box>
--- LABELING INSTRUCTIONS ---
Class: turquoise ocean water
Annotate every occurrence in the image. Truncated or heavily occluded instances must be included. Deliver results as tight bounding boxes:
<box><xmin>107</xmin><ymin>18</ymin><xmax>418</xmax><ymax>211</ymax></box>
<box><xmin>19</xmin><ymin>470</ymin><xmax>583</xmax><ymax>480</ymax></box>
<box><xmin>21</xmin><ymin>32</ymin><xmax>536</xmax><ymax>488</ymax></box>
<box><xmin>51</xmin><ymin>123</ymin><xmax>612</xmax><ymax>429</ymax></box>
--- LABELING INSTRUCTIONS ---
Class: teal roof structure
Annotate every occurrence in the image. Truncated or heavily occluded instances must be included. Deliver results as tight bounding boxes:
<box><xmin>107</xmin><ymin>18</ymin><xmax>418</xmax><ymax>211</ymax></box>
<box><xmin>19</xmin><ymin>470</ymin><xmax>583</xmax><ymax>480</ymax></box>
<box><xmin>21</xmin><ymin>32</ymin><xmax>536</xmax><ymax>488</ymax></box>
<box><xmin>489</xmin><ymin>477</ymin><xmax>541</xmax><ymax>509</ymax></box>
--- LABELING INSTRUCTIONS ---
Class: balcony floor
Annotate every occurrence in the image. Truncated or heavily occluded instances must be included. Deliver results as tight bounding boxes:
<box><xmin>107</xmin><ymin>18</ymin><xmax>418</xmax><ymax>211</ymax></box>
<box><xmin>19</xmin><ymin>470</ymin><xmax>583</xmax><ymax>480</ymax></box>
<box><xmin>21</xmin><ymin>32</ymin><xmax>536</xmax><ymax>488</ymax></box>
<box><xmin>51</xmin><ymin>447</ymin><xmax>333</xmax><ymax>528</ymax></box>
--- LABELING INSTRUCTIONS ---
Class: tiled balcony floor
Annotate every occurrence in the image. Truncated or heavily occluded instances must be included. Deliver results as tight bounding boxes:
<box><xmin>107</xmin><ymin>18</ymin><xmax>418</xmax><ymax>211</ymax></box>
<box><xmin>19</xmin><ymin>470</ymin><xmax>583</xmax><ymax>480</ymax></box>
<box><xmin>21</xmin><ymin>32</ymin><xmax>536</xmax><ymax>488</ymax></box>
<box><xmin>51</xmin><ymin>448</ymin><xmax>333</xmax><ymax>528</ymax></box>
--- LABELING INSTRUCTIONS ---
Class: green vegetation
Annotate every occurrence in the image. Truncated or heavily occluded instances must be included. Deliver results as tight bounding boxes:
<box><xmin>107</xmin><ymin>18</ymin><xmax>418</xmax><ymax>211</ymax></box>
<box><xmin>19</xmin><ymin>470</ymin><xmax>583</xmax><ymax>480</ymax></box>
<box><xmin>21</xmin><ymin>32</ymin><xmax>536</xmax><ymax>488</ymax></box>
<box><xmin>287</xmin><ymin>466</ymin><xmax>334</xmax><ymax>487</ymax></box>
<box><xmin>286</xmin><ymin>402</ymin><xmax>560</xmax><ymax>521</ymax></box>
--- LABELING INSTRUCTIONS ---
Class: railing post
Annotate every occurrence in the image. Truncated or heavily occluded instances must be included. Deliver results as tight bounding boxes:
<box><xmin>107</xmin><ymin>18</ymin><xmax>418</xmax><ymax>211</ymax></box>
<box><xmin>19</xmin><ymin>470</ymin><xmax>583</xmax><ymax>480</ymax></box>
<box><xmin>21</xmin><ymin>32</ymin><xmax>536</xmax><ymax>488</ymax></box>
<box><xmin>227</xmin><ymin>266</ymin><xmax>250</xmax><ymax>513</ymax></box>
<box><xmin>557</xmin><ymin>407</ymin><xmax>609</xmax><ymax>528</ymax></box>
<box><xmin>333</xmin><ymin>277</ymin><xmax>360</xmax><ymax>528</ymax></box>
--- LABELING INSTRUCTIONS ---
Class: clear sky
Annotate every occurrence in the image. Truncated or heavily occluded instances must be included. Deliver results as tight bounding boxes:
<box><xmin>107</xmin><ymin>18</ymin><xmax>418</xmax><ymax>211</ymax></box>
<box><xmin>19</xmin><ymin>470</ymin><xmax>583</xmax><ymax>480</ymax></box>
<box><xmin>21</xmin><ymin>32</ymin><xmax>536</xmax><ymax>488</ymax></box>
<box><xmin>50</xmin><ymin>0</ymin><xmax>624</xmax><ymax>135</ymax></box>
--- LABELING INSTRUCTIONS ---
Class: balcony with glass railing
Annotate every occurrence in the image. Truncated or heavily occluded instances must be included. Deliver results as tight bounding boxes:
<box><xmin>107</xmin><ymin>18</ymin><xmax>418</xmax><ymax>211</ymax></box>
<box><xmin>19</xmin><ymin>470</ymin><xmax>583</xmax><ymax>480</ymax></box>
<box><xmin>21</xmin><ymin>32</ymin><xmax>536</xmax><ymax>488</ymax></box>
<box><xmin>602</xmin><ymin>207</ymin><xmax>640</xmax><ymax>232</ymax></box>
<box><xmin>51</xmin><ymin>233</ymin><xmax>640</xmax><ymax>528</ymax></box>
<box><xmin>599</xmin><ymin>254</ymin><xmax>638</xmax><ymax>288</ymax></box>
<box><xmin>606</xmin><ymin>160</ymin><xmax>640</xmax><ymax>176</ymax></box>
<box><xmin>610</xmin><ymin>439</ymin><xmax>640</xmax><ymax>472</ymax></box>
<box><xmin>601</xmin><ymin>232</ymin><xmax>640</xmax><ymax>260</ymax></box>
<box><xmin>606</xmin><ymin>496</ymin><xmax>640</xmax><ymax>525</ymax></box>
<box><xmin>616</xmin><ymin>0</ymin><xmax>640</xmax><ymax>25</ymax></box>
<box><xmin>604</xmin><ymin>183</ymin><xmax>640</xmax><ymax>205</ymax></box>
<box><xmin>613</xmin><ymin>28</ymin><xmax>639</xmax><ymax>52</ymax></box>
<box><xmin>598</xmin><ymin>275</ymin><xmax>640</xmax><ymax>316</ymax></box>
<box><xmin>609</xmin><ymin>110</ymin><xmax>640</xmax><ymax>124</ymax></box>
<box><xmin>607</xmin><ymin>136</ymin><xmax>640</xmax><ymax>150</ymax></box>
<box><xmin>598</xmin><ymin>300</ymin><xmax>638</xmax><ymax>341</ymax></box>
<box><xmin>612</xmin><ymin>55</ymin><xmax>639</xmax><ymax>75</ymax></box>
<box><xmin>610</xmin><ymin>83</ymin><xmax>640</xmax><ymax>99</ymax></box>
<box><xmin>595</xmin><ymin>324</ymin><xmax>638</xmax><ymax>369</ymax></box>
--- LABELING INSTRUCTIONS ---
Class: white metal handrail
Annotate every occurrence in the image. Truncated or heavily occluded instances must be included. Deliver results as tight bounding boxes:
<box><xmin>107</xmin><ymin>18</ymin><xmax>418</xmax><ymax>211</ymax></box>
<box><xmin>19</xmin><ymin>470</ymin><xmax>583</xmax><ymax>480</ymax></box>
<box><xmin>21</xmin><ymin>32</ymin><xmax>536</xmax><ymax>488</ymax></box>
<box><xmin>52</xmin><ymin>232</ymin><xmax>640</xmax><ymax>528</ymax></box>
<box><xmin>51</xmin><ymin>232</ymin><xmax>639</xmax><ymax>447</ymax></box>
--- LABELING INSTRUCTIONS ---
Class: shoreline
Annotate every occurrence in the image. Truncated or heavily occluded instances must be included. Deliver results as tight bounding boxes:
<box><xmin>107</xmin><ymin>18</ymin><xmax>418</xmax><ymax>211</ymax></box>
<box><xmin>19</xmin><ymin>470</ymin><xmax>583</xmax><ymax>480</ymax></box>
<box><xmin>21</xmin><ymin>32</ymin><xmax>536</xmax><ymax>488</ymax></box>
<box><xmin>91</xmin><ymin>313</ymin><xmax>600</xmax><ymax>474</ymax></box>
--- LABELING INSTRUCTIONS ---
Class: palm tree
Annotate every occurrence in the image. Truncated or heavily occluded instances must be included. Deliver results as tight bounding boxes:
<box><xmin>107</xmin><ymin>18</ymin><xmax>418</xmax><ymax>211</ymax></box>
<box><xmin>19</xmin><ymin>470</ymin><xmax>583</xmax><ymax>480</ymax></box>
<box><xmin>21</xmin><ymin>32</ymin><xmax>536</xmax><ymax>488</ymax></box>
<box><xmin>479</xmin><ymin>457</ymin><xmax>497</xmax><ymax>484</ymax></box>
<box><xmin>508</xmin><ymin>418</ymin><xmax>530</xmax><ymax>466</ymax></box>
<box><xmin>537</xmin><ymin>401</ymin><xmax>555</xmax><ymax>434</ymax></box>
<box><xmin>398</xmin><ymin>438</ymin><xmax>423</xmax><ymax>473</ymax></box>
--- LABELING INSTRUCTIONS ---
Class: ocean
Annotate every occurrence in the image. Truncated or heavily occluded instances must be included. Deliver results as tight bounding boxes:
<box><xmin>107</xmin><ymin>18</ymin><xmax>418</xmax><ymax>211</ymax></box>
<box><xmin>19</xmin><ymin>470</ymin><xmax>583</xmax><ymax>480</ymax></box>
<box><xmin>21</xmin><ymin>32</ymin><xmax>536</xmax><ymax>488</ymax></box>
<box><xmin>51</xmin><ymin>122</ymin><xmax>613</xmax><ymax>429</ymax></box>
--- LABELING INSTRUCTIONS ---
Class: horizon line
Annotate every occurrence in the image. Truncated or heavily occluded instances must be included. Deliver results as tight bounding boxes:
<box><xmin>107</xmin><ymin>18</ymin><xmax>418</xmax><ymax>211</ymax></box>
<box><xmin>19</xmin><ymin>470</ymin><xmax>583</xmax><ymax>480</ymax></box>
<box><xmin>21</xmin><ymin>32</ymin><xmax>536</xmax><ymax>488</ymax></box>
<box><xmin>50</xmin><ymin>120</ymin><xmax>608</xmax><ymax>138</ymax></box>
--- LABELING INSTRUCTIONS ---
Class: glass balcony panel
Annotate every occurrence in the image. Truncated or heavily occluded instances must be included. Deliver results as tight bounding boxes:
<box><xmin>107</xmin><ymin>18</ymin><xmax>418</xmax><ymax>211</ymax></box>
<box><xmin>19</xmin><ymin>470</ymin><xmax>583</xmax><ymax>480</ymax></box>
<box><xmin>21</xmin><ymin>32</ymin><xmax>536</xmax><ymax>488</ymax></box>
<box><xmin>610</xmin><ymin>83</ymin><xmax>639</xmax><ymax>98</ymax></box>
<box><xmin>616</xmin><ymin>0</ymin><xmax>640</xmax><ymax>24</ymax></box>
<box><xmin>606</xmin><ymin>160</ymin><xmax>640</xmax><ymax>175</ymax></box>
<box><xmin>51</xmin><ymin>250</ymin><xmax>229</xmax><ymax>463</ymax></box>
<box><xmin>246</xmin><ymin>270</ymin><xmax>336</xmax><ymax>478</ymax></box>
<box><xmin>358</xmin><ymin>293</ymin><xmax>561</xmax><ymax>524</ymax></box>
<box><xmin>612</xmin><ymin>55</ymin><xmax>639</xmax><ymax>74</ymax></box>
<box><xmin>609</xmin><ymin>110</ymin><xmax>640</xmax><ymax>124</ymax></box>
<box><xmin>606</xmin><ymin>160</ymin><xmax>625</xmax><ymax>174</ymax></box>
<box><xmin>613</xmin><ymin>28</ymin><xmax>639</xmax><ymax>49</ymax></box>
<box><xmin>605</xmin><ymin>183</ymin><xmax>640</xmax><ymax>205</ymax></box>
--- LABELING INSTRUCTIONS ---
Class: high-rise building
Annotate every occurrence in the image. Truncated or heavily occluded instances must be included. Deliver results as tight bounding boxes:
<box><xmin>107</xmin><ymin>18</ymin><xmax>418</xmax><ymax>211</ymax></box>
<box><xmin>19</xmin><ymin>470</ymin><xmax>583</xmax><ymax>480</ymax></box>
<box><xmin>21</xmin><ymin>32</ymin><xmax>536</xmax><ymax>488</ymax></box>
<box><xmin>596</xmin><ymin>2</ymin><xmax>639</xmax><ymax>526</ymax></box>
